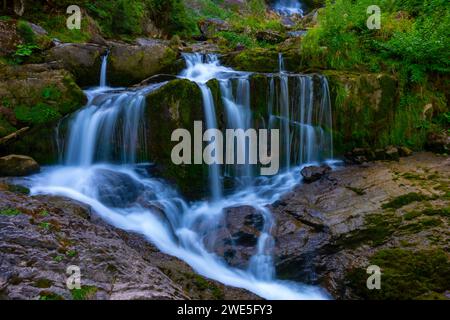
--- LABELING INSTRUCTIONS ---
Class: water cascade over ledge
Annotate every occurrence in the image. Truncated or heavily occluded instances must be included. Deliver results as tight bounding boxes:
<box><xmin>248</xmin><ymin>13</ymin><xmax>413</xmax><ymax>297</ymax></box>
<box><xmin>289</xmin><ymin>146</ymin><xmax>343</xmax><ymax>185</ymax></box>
<box><xmin>29</xmin><ymin>52</ymin><xmax>334</xmax><ymax>300</ymax></box>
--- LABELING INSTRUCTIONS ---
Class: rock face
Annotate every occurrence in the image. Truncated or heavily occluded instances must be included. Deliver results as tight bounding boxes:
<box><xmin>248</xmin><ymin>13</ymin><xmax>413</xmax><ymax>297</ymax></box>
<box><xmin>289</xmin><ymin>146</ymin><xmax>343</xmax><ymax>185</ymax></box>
<box><xmin>0</xmin><ymin>185</ymin><xmax>186</xmax><ymax>300</ymax></box>
<box><xmin>145</xmin><ymin>79</ymin><xmax>209</xmax><ymax>199</ymax></box>
<box><xmin>46</xmin><ymin>39</ymin><xmax>177</xmax><ymax>87</ymax></box>
<box><xmin>93</xmin><ymin>169</ymin><xmax>145</xmax><ymax>208</ymax></box>
<box><xmin>0</xmin><ymin>63</ymin><xmax>86</xmax><ymax>163</ymax></box>
<box><xmin>205</xmin><ymin>206</ymin><xmax>265</xmax><ymax>269</ymax></box>
<box><xmin>301</xmin><ymin>165</ymin><xmax>331</xmax><ymax>183</ymax></box>
<box><xmin>46</xmin><ymin>43</ymin><xmax>105</xmax><ymax>87</ymax></box>
<box><xmin>0</xmin><ymin>20</ymin><xmax>22</xmax><ymax>57</ymax></box>
<box><xmin>426</xmin><ymin>132</ymin><xmax>450</xmax><ymax>154</ymax></box>
<box><xmin>324</xmin><ymin>71</ymin><xmax>399</xmax><ymax>154</ymax></box>
<box><xmin>0</xmin><ymin>180</ymin><xmax>258</xmax><ymax>300</ymax></box>
<box><xmin>107</xmin><ymin>39</ymin><xmax>177</xmax><ymax>87</ymax></box>
<box><xmin>198</xmin><ymin>18</ymin><xmax>230</xmax><ymax>39</ymax></box>
<box><xmin>0</xmin><ymin>155</ymin><xmax>40</xmax><ymax>177</ymax></box>
<box><xmin>271</xmin><ymin>152</ymin><xmax>450</xmax><ymax>299</ymax></box>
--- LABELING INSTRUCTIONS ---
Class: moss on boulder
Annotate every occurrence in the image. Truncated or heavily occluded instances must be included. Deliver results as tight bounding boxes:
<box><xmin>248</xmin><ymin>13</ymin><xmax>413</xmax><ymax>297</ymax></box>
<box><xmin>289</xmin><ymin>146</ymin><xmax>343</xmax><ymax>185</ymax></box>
<box><xmin>145</xmin><ymin>79</ymin><xmax>208</xmax><ymax>198</ymax></box>
<box><xmin>0</xmin><ymin>63</ymin><xmax>86</xmax><ymax>163</ymax></box>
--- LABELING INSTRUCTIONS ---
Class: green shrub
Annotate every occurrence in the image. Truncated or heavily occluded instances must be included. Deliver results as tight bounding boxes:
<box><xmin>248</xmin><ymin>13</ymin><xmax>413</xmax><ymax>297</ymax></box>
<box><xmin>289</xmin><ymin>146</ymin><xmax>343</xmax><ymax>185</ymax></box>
<box><xmin>17</xmin><ymin>20</ymin><xmax>35</xmax><ymax>44</ymax></box>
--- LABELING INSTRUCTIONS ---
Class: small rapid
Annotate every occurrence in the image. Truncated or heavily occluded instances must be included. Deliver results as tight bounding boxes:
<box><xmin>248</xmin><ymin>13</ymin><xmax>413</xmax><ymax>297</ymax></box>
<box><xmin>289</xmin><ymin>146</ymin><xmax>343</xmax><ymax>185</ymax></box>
<box><xmin>28</xmin><ymin>52</ymin><xmax>334</xmax><ymax>300</ymax></box>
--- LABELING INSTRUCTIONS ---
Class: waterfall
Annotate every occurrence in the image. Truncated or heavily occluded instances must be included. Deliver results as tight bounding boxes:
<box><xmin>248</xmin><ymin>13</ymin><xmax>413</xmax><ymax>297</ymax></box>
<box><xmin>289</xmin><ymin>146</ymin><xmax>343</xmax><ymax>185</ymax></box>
<box><xmin>274</xmin><ymin>0</ymin><xmax>303</xmax><ymax>16</ymax></box>
<box><xmin>279</xmin><ymin>53</ymin><xmax>291</xmax><ymax>170</ymax></box>
<box><xmin>99</xmin><ymin>51</ymin><xmax>109</xmax><ymax>87</ymax></box>
<box><xmin>63</xmin><ymin>84</ymin><xmax>163</xmax><ymax>166</ymax></box>
<box><xmin>29</xmin><ymin>52</ymin><xmax>334</xmax><ymax>300</ymax></box>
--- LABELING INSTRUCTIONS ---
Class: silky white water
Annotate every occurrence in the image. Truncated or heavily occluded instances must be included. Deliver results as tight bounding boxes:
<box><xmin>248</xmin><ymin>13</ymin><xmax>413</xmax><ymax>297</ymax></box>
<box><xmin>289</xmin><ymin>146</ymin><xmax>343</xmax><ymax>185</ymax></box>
<box><xmin>274</xmin><ymin>0</ymin><xmax>304</xmax><ymax>16</ymax></box>
<box><xmin>29</xmin><ymin>53</ymin><xmax>334</xmax><ymax>300</ymax></box>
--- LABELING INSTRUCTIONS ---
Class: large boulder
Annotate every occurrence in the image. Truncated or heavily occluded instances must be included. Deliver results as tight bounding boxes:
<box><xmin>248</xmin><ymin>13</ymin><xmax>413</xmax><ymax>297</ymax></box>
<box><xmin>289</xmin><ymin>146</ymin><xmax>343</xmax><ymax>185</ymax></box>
<box><xmin>204</xmin><ymin>205</ymin><xmax>266</xmax><ymax>269</ymax></box>
<box><xmin>301</xmin><ymin>165</ymin><xmax>331</xmax><ymax>183</ymax></box>
<box><xmin>107</xmin><ymin>39</ymin><xmax>178</xmax><ymax>87</ymax></box>
<box><xmin>93</xmin><ymin>169</ymin><xmax>145</xmax><ymax>208</ymax></box>
<box><xmin>426</xmin><ymin>132</ymin><xmax>450</xmax><ymax>154</ymax></box>
<box><xmin>145</xmin><ymin>79</ymin><xmax>212</xmax><ymax>199</ymax></box>
<box><xmin>324</xmin><ymin>71</ymin><xmax>399</xmax><ymax>154</ymax></box>
<box><xmin>46</xmin><ymin>43</ymin><xmax>106</xmax><ymax>87</ymax></box>
<box><xmin>0</xmin><ymin>63</ymin><xmax>86</xmax><ymax>163</ymax></box>
<box><xmin>198</xmin><ymin>18</ymin><xmax>230</xmax><ymax>39</ymax></box>
<box><xmin>0</xmin><ymin>154</ymin><xmax>40</xmax><ymax>176</ymax></box>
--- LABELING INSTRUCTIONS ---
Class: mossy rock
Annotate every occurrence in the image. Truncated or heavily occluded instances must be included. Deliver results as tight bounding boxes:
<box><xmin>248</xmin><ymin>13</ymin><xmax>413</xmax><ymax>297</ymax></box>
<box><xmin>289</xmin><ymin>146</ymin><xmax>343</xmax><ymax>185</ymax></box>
<box><xmin>346</xmin><ymin>248</ymin><xmax>450</xmax><ymax>300</ymax></box>
<box><xmin>0</xmin><ymin>64</ymin><xmax>86</xmax><ymax>163</ymax></box>
<box><xmin>108</xmin><ymin>40</ymin><xmax>178</xmax><ymax>87</ymax></box>
<box><xmin>323</xmin><ymin>70</ymin><xmax>399</xmax><ymax>154</ymax></box>
<box><xmin>145</xmin><ymin>79</ymin><xmax>209</xmax><ymax>199</ymax></box>
<box><xmin>225</xmin><ymin>48</ymin><xmax>279</xmax><ymax>73</ymax></box>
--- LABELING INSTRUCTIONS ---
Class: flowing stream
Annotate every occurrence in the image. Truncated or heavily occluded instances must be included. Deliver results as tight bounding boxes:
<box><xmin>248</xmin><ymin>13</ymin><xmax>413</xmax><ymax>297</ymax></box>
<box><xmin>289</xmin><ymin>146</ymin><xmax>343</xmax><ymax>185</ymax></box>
<box><xmin>29</xmin><ymin>53</ymin><xmax>334</xmax><ymax>300</ymax></box>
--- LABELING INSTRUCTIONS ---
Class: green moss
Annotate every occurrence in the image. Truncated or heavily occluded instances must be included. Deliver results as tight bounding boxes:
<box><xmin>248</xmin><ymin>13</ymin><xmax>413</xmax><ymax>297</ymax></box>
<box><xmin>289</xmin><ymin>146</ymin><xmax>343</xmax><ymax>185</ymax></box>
<box><xmin>337</xmin><ymin>212</ymin><xmax>402</xmax><ymax>247</ymax></box>
<box><xmin>229</xmin><ymin>48</ymin><xmax>279</xmax><ymax>72</ymax></box>
<box><xmin>382</xmin><ymin>193</ymin><xmax>432</xmax><ymax>210</ymax></box>
<box><xmin>39</xmin><ymin>222</ymin><xmax>51</xmax><ymax>230</ymax></box>
<box><xmin>0</xmin><ymin>115</ymin><xmax>17</xmax><ymax>137</ymax></box>
<box><xmin>346</xmin><ymin>248</ymin><xmax>450</xmax><ymax>300</ymax></box>
<box><xmin>6</xmin><ymin>184</ymin><xmax>30</xmax><ymax>195</ymax></box>
<box><xmin>192</xmin><ymin>274</ymin><xmax>224</xmax><ymax>300</ymax></box>
<box><xmin>70</xmin><ymin>286</ymin><xmax>98</xmax><ymax>300</ymax></box>
<box><xmin>39</xmin><ymin>291</ymin><xmax>64</xmax><ymax>300</ymax></box>
<box><xmin>35</xmin><ymin>279</ymin><xmax>53</xmax><ymax>289</ymax></box>
<box><xmin>0</xmin><ymin>208</ymin><xmax>22</xmax><ymax>216</ymax></box>
<box><xmin>14</xmin><ymin>103</ymin><xmax>61</xmax><ymax>125</ymax></box>
<box><xmin>422</xmin><ymin>207</ymin><xmax>450</xmax><ymax>218</ymax></box>
<box><xmin>53</xmin><ymin>255</ymin><xmax>64</xmax><ymax>263</ymax></box>
<box><xmin>17</xmin><ymin>20</ymin><xmax>36</xmax><ymax>45</ymax></box>
<box><xmin>403</xmin><ymin>211</ymin><xmax>422</xmax><ymax>221</ymax></box>
<box><xmin>66</xmin><ymin>250</ymin><xmax>78</xmax><ymax>258</ymax></box>
<box><xmin>346</xmin><ymin>186</ymin><xmax>366</xmax><ymax>196</ymax></box>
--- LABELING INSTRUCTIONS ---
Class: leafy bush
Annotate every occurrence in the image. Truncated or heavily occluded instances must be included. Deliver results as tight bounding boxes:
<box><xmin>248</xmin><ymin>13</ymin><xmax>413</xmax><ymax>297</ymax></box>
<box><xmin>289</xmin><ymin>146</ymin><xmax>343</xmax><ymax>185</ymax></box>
<box><xmin>147</xmin><ymin>0</ymin><xmax>197</xmax><ymax>36</ymax></box>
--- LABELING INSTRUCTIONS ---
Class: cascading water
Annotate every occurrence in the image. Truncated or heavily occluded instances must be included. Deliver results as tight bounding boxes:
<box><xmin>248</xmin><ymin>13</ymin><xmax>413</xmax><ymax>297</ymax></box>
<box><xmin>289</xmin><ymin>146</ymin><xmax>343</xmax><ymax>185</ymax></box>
<box><xmin>273</xmin><ymin>0</ymin><xmax>304</xmax><ymax>16</ymax></box>
<box><xmin>99</xmin><ymin>51</ymin><xmax>109</xmax><ymax>88</ymax></box>
<box><xmin>29</xmin><ymin>51</ymin><xmax>335</xmax><ymax>300</ymax></box>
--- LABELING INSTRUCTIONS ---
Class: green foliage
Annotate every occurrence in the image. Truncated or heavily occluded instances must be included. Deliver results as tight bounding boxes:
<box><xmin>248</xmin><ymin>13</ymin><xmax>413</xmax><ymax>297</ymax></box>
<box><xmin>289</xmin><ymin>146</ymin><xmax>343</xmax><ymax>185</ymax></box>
<box><xmin>70</xmin><ymin>286</ymin><xmax>98</xmax><ymax>300</ymax></box>
<box><xmin>14</xmin><ymin>103</ymin><xmax>61</xmax><ymax>125</ymax></box>
<box><xmin>13</xmin><ymin>44</ymin><xmax>39</xmax><ymax>64</ymax></box>
<box><xmin>0</xmin><ymin>208</ymin><xmax>22</xmax><ymax>216</ymax></box>
<box><xmin>382</xmin><ymin>192</ymin><xmax>432</xmax><ymax>210</ymax></box>
<box><xmin>347</xmin><ymin>249</ymin><xmax>450</xmax><ymax>299</ymax></box>
<box><xmin>302</xmin><ymin>0</ymin><xmax>450</xmax><ymax>76</ymax></box>
<box><xmin>42</xmin><ymin>86</ymin><xmax>62</xmax><ymax>100</ymax></box>
<box><xmin>147</xmin><ymin>0</ymin><xmax>197</xmax><ymax>36</ymax></box>
<box><xmin>218</xmin><ymin>31</ymin><xmax>255</xmax><ymax>48</ymax></box>
<box><xmin>17</xmin><ymin>20</ymin><xmax>36</xmax><ymax>45</ymax></box>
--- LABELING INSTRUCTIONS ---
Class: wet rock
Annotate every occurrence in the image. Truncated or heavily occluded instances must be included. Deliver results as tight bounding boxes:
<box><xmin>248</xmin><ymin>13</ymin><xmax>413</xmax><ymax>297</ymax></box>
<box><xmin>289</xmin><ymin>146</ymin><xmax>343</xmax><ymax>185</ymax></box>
<box><xmin>0</xmin><ymin>155</ymin><xmax>39</xmax><ymax>177</ymax></box>
<box><xmin>398</xmin><ymin>146</ymin><xmax>413</xmax><ymax>157</ymax></box>
<box><xmin>205</xmin><ymin>206</ymin><xmax>266</xmax><ymax>269</ymax></box>
<box><xmin>255</xmin><ymin>30</ymin><xmax>285</xmax><ymax>44</ymax></box>
<box><xmin>272</xmin><ymin>152</ymin><xmax>450</xmax><ymax>299</ymax></box>
<box><xmin>46</xmin><ymin>43</ymin><xmax>106</xmax><ymax>87</ymax></box>
<box><xmin>198</xmin><ymin>18</ymin><xmax>230</xmax><ymax>39</ymax></box>
<box><xmin>426</xmin><ymin>132</ymin><xmax>450</xmax><ymax>154</ymax></box>
<box><xmin>107</xmin><ymin>39</ymin><xmax>177</xmax><ymax>87</ymax></box>
<box><xmin>0</xmin><ymin>188</ymin><xmax>187</xmax><ymax>300</ymax></box>
<box><xmin>0</xmin><ymin>63</ymin><xmax>85</xmax><ymax>163</ymax></box>
<box><xmin>385</xmin><ymin>146</ymin><xmax>399</xmax><ymax>161</ymax></box>
<box><xmin>301</xmin><ymin>165</ymin><xmax>331</xmax><ymax>183</ymax></box>
<box><xmin>93</xmin><ymin>169</ymin><xmax>144</xmax><ymax>208</ymax></box>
